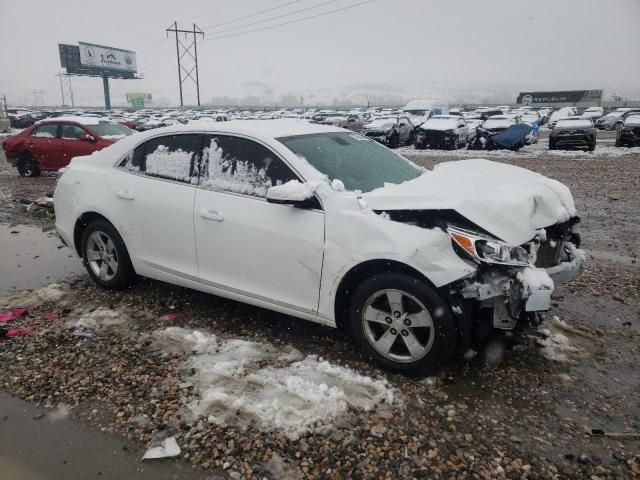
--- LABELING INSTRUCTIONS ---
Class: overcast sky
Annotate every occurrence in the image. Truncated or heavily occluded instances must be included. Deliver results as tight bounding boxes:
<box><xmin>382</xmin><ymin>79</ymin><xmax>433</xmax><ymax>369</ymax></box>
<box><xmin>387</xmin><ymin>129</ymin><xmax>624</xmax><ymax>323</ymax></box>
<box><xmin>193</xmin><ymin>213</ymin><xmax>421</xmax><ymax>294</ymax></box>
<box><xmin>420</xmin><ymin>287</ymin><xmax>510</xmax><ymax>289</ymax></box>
<box><xmin>1</xmin><ymin>0</ymin><xmax>639</xmax><ymax>107</ymax></box>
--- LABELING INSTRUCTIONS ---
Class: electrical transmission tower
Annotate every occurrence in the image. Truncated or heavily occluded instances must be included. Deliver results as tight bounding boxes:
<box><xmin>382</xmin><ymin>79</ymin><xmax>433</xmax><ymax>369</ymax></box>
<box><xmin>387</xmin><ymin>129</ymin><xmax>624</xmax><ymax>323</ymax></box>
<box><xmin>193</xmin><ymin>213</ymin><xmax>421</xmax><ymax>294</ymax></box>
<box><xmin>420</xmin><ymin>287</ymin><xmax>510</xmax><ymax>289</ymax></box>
<box><xmin>31</xmin><ymin>90</ymin><xmax>45</xmax><ymax>107</ymax></box>
<box><xmin>55</xmin><ymin>73</ymin><xmax>75</xmax><ymax>107</ymax></box>
<box><xmin>166</xmin><ymin>22</ymin><xmax>204</xmax><ymax>106</ymax></box>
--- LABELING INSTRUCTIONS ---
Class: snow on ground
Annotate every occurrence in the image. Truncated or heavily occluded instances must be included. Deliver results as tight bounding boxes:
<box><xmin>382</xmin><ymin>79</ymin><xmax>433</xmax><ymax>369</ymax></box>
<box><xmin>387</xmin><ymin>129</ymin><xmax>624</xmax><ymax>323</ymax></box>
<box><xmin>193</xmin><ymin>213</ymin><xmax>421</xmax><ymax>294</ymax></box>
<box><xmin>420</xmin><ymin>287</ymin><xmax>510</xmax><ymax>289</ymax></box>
<box><xmin>398</xmin><ymin>143</ymin><xmax>640</xmax><ymax>158</ymax></box>
<box><xmin>153</xmin><ymin>327</ymin><xmax>397</xmax><ymax>439</ymax></box>
<box><xmin>535</xmin><ymin>316</ymin><xmax>586</xmax><ymax>363</ymax></box>
<box><xmin>72</xmin><ymin>307</ymin><xmax>129</xmax><ymax>330</ymax></box>
<box><xmin>0</xmin><ymin>282</ymin><xmax>68</xmax><ymax>308</ymax></box>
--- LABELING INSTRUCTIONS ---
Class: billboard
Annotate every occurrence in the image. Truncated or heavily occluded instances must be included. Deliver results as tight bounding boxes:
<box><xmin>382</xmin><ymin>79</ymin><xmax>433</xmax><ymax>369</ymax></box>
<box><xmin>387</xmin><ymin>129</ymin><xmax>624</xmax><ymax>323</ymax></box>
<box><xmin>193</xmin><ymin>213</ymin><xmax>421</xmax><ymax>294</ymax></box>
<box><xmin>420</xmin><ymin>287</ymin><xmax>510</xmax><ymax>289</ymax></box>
<box><xmin>59</xmin><ymin>43</ymin><xmax>138</xmax><ymax>79</ymax></box>
<box><xmin>79</xmin><ymin>42</ymin><xmax>137</xmax><ymax>73</ymax></box>
<box><xmin>517</xmin><ymin>90</ymin><xmax>603</xmax><ymax>104</ymax></box>
<box><xmin>126</xmin><ymin>93</ymin><xmax>152</xmax><ymax>109</ymax></box>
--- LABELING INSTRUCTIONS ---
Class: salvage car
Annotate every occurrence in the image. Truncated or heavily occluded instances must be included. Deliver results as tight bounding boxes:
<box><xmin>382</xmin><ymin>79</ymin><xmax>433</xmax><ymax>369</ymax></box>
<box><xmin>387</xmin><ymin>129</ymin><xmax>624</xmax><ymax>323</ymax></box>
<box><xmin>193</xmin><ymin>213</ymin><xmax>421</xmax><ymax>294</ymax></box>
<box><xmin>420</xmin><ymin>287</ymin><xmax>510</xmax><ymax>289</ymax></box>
<box><xmin>361</xmin><ymin>116</ymin><xmax>414</xmax><ymax>148</ymax></box>
<box><xmin>54</xmin><ymin>120</ymin><xmax>584</xmax><ymax>374</ymax></box>
<box><xmin>414</xmin><ymin>115</ymin><xmax>468</xmax><ymax>149</ymax></box>
<box><xmin>481</xmin><ymin>115</ymin><xmax>518</xmax><ymax>134</ymax></box>
<box><xmin>615</xmin><ymin>114</ymin><xmax>640</xmax><ymax>147</ymax></box>
<box><xmin>2</xmin><ymin>116</ymin><xmax>134</xmax><ymax>176</ymax></box>
<box><xmin>549</xmin><ymin>117</ymin><xmax>596</xmax><ymax>151</ymax></box>
<box><xmin>547</xmin><ymin>107</ymin><xmax>577</xmax><ymax>128</ymax></box>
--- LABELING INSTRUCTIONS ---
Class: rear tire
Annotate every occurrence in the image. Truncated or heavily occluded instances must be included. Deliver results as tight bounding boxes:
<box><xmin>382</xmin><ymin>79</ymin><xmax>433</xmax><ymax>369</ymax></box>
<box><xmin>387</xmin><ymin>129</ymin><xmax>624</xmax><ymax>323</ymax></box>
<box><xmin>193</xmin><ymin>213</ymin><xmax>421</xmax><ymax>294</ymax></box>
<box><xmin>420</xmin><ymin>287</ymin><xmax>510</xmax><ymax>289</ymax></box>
<box><xmin>81</xmin><ymin>220</ymin><xmax>134</xmax><ymax>289</ymax></box>
<box><xmin>388</xmin><ymin>134</ymin><xmax>399</xmax><ymax>149</ymax></box>
<box><xmin>348</xmin><ymin>272</ymin><xmax>457</xmax><ymax>375</ymax></box>
<box><xmin>17</xmin><ymin>153</ymin><xmax>40</xmax><ymax>177</ymax></box>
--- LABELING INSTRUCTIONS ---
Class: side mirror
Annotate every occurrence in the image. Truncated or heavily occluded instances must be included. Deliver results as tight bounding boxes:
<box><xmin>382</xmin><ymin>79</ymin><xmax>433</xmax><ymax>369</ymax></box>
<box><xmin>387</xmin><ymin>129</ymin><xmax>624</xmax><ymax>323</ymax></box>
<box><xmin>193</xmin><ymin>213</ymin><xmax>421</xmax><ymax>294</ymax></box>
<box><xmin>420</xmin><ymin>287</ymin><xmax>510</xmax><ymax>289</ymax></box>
<box><xmin>80</xmin><ymin>133</ymin><xmax>95</xmax><ymax>142</ymax></box>
<box><xmin>266</xmin><ymin>181</ymin><xmax>320</xmax><ymax>209</ymax></box>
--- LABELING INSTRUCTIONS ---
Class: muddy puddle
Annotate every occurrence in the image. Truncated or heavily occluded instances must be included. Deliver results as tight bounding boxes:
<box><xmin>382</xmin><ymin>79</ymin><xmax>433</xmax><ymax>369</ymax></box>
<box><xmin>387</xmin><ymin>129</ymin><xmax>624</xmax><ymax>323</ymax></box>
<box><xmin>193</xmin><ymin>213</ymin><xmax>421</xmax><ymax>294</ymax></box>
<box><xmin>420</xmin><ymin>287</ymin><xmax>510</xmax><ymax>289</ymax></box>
<box><xmin>0</xmin><ymin>223</ymin><xmax>86</xmax><ymax>296</ymax></box>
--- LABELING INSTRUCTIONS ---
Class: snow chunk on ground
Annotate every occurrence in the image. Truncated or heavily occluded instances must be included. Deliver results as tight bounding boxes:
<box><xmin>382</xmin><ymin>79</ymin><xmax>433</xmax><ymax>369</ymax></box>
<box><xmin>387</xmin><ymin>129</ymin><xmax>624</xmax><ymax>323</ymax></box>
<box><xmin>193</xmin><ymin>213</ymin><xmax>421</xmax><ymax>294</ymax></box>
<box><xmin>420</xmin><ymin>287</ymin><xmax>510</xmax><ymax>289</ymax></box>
<box><xmin>1</xmin><ymin>283</ymin><xmax>68</xmax><ymax>308</ymax></box>
<box><xmin>517</xmin><ymin>267</ymin><xmax>554</xmax><ymax>297</ymax></box>
<box><xmin>72</xmin><ymin>307</ymin><xmax>128</xmax><ymax>329</ymax></box>
<box><xmin>153</xmin><ymin>327</ymin><xmax>397</xmax><ymax>439</ymax></box>
<box><xmin>536</xmin><ymin>316</ymin><xmax>585</xmax><ymax>363</ymax></box>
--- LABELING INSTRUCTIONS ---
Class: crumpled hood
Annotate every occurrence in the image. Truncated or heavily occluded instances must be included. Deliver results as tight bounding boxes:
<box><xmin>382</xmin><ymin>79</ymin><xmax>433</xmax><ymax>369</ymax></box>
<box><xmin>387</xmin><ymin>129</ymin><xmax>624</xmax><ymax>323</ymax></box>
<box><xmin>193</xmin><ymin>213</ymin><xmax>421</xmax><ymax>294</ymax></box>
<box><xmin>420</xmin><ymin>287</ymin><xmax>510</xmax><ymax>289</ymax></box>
<box><xmin>362</xmin><ymin>159</ymin><xmax>577</xmax><ymax>245</ymax></box>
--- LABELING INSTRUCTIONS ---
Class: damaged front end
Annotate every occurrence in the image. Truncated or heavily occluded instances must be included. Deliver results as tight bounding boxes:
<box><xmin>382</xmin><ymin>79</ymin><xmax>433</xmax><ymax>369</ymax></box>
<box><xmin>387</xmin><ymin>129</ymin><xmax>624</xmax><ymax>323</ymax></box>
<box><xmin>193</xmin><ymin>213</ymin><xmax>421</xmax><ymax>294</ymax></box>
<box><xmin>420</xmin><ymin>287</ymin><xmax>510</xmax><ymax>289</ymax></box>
<box><xmin>445</xmin><ymin>219</ymin><xmax>584</xmax><ymax>333</ymax></box>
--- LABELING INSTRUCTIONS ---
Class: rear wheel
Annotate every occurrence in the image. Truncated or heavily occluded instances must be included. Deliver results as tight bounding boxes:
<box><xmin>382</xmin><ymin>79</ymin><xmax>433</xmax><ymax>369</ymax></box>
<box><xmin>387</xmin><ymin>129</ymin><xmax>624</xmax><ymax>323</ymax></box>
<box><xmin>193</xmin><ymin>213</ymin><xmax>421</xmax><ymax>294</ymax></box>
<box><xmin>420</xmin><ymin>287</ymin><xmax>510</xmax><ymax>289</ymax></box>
<box><xmin>81</xmin><ymin>220</ymin><xmax>134</xmax><ymax>289</ymax></box>
<box><xmin>406</xmin><ymin>131</ymin><xmax>415</xmax><ymax>146</ymax></box>
<box><xmin>388</xmin><ymin>134</ymin><xmax>399</xmax><ymax>149</ymax></box>
<box><xmin>17</xmin><ymin>153</ymin><xmax>40</xmax><ymax>177</ymax></box>
<box><xmin>349</xmin><ymin>272</ymin><xmax>456</xmax><ymax>375</ymax></box>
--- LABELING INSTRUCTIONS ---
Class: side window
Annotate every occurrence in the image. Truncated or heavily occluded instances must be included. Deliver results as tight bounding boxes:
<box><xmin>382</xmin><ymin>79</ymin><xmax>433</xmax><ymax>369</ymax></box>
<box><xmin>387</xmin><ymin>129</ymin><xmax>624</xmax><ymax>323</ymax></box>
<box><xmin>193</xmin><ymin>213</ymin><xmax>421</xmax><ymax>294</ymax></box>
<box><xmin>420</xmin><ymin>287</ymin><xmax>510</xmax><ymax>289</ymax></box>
<box><xmin>60</xmin><ymin>124</ymin><xmax>87</xmax><ymax>140</ymax></box>
<box><xmin>31</xmin><ymin>124</ymin><xmax>58</xmax><ymax>138</ymax></box>
<box><xmin>121</xmin><ymin>134</ymin><xmax>202</xmax><ymax>184</ymax></box>
<box><xmin>200</xmin><ymin>135</ymin><xmax>298</xmax><ymax>198</ymax></box>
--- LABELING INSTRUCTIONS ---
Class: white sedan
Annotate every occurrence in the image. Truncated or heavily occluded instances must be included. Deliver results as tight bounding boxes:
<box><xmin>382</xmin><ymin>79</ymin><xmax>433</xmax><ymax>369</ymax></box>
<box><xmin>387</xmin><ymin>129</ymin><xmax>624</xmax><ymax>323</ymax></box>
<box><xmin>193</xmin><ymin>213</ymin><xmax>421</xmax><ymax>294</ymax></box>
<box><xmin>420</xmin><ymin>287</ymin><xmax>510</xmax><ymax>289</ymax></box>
<box><xmin>54</xmin><ymin>120</ymin><xmax>584</xmax><ymax>374</ymax></box>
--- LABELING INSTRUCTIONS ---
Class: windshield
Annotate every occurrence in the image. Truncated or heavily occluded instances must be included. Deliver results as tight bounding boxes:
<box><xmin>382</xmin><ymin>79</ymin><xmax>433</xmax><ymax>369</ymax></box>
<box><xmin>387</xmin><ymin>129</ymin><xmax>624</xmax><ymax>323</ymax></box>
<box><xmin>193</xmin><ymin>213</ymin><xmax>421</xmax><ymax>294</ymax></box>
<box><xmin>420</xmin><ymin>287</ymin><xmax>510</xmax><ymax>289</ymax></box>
<box><xmin>483</xmin><ymin>117</ymin><xmax>514</xmax><ymax>128</ymax></box>
<box><xmin>405</xmin><ymin>109</ymin><xmax>429</xmax><ymax>116</ymax></box>
<box><xmin>365</xmin><ymin>119</ymin><xmax>395</xmax><ymax>129</ymax></box>
<box><xmin>555</xmin><ymin>118</ymin><xmax>592</xmax><ymax>128</ymax></box>
<box><xmin>88</xmin><ymin>122</ymin><xmax>133</xmax><ymax>137</ymax></box>
<box><xmin>277</xmin><ymin>132</ymin><xmax>422</xmax><ymax>193</ymax></box>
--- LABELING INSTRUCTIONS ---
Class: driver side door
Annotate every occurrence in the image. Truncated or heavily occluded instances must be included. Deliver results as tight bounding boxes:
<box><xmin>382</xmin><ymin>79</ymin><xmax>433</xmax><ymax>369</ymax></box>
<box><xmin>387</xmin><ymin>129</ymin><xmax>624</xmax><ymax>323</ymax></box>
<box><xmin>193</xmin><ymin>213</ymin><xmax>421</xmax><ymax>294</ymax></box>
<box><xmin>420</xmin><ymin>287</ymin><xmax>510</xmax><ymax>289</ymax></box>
<box><xmin>194</xmin><ymin>134</ymin><xmax>325</xmax><ymax>315</ymax></box>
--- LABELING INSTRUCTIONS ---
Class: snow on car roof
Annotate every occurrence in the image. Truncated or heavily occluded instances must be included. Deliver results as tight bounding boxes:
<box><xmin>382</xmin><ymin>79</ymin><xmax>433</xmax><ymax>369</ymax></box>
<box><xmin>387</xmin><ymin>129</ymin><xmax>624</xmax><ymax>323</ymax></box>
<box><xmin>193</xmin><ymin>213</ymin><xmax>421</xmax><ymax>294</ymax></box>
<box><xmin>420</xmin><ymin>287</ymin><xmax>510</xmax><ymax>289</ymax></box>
<box><xmin>38</xmin><ymin>116</ymin><xmax>113</xmax><ymax>126</ymax></box>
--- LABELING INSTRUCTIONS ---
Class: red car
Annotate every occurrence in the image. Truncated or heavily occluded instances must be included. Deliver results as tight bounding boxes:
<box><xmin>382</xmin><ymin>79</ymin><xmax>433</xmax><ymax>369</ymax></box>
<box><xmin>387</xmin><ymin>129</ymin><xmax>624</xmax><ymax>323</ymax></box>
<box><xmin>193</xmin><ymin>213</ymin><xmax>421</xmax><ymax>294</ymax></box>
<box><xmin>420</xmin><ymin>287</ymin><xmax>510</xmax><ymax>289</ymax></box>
<box><xmin>2</xmin><ymin>117</ymin><xmax>133</xmax><ymax>176</ymax></box>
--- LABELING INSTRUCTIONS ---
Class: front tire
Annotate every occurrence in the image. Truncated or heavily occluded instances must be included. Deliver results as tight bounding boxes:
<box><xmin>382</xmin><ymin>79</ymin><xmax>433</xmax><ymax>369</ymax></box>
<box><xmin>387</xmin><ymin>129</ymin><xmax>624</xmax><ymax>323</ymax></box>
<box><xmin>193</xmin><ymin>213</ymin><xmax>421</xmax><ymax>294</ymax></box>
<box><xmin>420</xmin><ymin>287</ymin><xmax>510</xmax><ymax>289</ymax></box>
<box><xmin>348</xmin><ymin>273</ymin><xmax>457</xmax><ymax>375</ymax></box>
<box><xmin>17</xmin><ymin>153</ymin><xmax>40</xmax><ymax>177</ymax></box>
<box><xmin>81</xmin><ymin>220</ymin><xmax>134</xmax><ymax>289</ymax></box>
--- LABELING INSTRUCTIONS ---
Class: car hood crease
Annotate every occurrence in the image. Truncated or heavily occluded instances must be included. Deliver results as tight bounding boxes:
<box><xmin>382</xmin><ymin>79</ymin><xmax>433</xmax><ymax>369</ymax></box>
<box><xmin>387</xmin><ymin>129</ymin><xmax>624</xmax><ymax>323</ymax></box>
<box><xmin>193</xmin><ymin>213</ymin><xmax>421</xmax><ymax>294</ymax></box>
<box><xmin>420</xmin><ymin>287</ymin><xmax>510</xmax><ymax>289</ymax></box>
<box><xmin>362</xmin><ymin>159</ymin><xmax>577</xmax><ymax>245</ymax></box>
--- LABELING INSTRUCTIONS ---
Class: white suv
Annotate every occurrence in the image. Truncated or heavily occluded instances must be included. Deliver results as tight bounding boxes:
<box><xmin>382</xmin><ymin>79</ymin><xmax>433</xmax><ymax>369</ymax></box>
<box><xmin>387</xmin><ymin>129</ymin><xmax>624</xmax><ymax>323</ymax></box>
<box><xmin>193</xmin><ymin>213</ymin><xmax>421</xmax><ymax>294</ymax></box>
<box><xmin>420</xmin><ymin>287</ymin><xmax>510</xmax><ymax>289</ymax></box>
<box><xmin>54</xmin><ymin>120</ymin><xmax>584</xmax><ymax>374</ymax></box>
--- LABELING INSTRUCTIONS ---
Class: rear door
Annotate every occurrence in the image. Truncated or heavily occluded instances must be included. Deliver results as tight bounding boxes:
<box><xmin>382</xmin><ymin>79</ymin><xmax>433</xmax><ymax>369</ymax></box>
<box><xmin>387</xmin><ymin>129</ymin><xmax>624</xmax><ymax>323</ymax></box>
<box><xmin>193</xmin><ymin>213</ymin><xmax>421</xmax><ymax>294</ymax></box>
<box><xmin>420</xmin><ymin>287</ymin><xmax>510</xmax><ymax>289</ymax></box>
<box><xmin>193</xmin><ymin>134</ymin><xmax>325</xmax><ymax>314</ymax></box>
<box><xmin>59</xmin><ymin>123</ymin><xmax>100</xmax><ymax>168</ymax></box>
<box><xmin>25</xmin><ymin>123</ymin><xmax>62</xmax><ymax>170</ymax></box>
<box><xmin>110</xmin><ymin>133</ymin><xmax>202</xmax><ymax>279</ymax></box>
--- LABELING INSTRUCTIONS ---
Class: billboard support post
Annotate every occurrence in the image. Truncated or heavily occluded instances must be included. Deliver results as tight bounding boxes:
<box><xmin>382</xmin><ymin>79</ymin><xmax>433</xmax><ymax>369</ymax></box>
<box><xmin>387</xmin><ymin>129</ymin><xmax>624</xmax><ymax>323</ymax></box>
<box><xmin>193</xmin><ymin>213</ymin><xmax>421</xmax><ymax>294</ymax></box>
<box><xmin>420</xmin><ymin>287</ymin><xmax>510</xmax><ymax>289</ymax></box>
<box><xmin>102</xmin><ymin>76</ymin><xmax>111</xmax><ymax>110</ymax></box>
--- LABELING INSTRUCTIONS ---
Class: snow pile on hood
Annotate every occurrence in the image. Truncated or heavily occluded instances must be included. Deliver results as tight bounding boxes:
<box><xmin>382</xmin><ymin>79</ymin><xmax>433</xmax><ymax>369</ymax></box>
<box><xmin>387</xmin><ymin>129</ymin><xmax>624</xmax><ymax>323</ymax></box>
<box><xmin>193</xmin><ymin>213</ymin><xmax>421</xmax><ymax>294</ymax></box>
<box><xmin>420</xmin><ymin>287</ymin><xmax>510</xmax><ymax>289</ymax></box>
<box><xmin>153</xmin><ymin>327</ymin><xmax>397</xmax><ymax>439</ymax></box>
<box><xmin>363</xmin><ymin>159</ymin><xmax>577</xmax><ymax>245</ymax></box>
<box><xmin>420</xmin><ymin>117</ymin><xmax>458</xmax><ymax>131</ymax></box>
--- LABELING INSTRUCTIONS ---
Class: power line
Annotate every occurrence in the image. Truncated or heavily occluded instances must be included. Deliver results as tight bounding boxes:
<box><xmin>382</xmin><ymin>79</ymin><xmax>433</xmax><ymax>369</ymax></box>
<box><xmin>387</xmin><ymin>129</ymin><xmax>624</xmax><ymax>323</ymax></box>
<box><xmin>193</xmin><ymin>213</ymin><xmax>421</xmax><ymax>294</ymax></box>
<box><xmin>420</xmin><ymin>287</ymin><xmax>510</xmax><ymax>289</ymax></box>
<box><xmin>205</xmin><ymin>0</ymin><xmax>342</xmax><ymax>35</ymax></box>
<box><xmin>203</xmin><ymin>0</ymin><xmax>305</xmax><ymax>31</ymax></box>
<box><xmin>204</xmin><ymin>0</ymin><xmax>378</xmax><ymax>41</ymax></box>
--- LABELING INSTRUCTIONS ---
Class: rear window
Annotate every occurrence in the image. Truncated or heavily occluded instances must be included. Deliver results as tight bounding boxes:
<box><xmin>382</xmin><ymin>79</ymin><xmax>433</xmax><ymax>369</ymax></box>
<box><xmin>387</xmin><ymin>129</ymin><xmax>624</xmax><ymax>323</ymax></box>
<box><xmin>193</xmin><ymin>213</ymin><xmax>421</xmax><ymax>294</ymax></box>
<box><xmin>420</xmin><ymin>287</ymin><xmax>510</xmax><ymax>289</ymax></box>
<box><xmin>31</xmin><ymin>124</ymin><xmax>58</xmax><ymax>138</ymax></box>
<box><xmin>89</xmin><ymin>122</ymin><xmax>133</xmax><ymax>138</ymax></box>
<box><xmin>555</xmin><ymin>119</ymin><xmax>592</xmax><ymax>128</ymax></box>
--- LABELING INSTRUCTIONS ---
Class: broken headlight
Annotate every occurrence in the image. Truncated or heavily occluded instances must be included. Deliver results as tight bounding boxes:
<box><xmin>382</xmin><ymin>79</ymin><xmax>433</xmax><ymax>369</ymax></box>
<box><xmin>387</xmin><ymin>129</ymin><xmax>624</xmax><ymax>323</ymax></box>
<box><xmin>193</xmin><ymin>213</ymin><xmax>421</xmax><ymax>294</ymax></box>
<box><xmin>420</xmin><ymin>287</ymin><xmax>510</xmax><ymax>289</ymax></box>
<box><xmin>447</xmin><ymin>225</ymin><xmax>530</xmax><ymax>267</ymax></box>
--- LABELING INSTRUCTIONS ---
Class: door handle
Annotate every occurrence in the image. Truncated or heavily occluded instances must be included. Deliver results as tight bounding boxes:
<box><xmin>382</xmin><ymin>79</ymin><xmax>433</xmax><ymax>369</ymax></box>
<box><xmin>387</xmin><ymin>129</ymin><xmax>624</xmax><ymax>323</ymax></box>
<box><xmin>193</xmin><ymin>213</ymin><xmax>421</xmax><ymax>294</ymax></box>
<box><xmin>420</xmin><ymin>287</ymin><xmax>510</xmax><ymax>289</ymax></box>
<box><xmin>115</xmin><ymin>189</ymin><xmax>135</xmax><ymax>200</ymax></box>
<box><xmin>199</xmin><ymin>208</ymin><xmax>224</xmax><ymax>222</ymax></box>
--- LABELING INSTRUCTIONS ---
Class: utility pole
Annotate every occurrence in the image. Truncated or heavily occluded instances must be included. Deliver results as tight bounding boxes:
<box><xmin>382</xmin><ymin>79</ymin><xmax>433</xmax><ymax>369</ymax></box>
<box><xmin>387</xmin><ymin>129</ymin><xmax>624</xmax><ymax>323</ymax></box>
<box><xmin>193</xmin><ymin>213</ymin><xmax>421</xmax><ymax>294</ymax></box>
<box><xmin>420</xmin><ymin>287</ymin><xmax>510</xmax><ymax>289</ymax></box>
<box><xmin>166</xmin><ymin>21</ymin><xmax>204</xmax><ymax>107</ymax></box>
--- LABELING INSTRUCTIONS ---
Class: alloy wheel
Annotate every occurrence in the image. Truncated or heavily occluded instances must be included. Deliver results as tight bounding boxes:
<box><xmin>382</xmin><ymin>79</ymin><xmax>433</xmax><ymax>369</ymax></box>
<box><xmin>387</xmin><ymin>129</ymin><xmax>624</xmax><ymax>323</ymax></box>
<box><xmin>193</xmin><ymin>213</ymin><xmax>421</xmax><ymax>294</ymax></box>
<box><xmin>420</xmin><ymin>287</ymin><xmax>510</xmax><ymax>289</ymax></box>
<box><xmin>86</xmin><ymin>231</ymin><xmax>118</xmax><ymax>281</ymax></box>
<box><xmin>361</xmin><ymin>289</ymin><xmax>435</xmax><ymax>363</ymax></box>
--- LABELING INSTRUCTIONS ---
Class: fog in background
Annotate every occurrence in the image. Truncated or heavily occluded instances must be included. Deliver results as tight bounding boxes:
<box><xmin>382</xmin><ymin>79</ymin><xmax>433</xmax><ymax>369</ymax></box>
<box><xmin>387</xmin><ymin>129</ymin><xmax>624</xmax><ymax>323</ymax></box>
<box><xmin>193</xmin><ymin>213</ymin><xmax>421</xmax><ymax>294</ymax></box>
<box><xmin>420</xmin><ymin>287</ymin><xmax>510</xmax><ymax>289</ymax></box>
<box><xmin>1</xmin><ymin>0</ymin><xmax>639</xmax><ymax>107</ymax></box>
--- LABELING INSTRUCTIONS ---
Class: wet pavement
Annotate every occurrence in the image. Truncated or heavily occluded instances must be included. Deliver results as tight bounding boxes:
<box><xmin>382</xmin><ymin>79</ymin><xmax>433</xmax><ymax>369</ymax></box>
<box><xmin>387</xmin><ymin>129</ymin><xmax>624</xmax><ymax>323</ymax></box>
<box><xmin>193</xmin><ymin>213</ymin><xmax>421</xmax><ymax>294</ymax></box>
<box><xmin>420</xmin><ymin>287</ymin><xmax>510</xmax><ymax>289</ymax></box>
<box><xmin>0</xmin><ymin>223</ymin><xmax>86</xmax><ymax>296</ymax></box>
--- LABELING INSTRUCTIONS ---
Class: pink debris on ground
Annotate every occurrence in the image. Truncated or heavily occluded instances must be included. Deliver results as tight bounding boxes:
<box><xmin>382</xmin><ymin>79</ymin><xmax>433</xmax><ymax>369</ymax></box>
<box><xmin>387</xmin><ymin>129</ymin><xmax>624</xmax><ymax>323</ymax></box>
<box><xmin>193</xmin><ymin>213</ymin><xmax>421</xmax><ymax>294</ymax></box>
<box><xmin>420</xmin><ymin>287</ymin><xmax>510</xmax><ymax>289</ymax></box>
<box><xmin>160</xmin><ymin>313</ymin><xmax>180</xmax><ymax>321</ymax></box>
<box><xmin>0</xmin><ymin>308</ymin><xmax>30</xmax><ymax>323</ymax></box>
<box><xmin>44</xmin><ymin>313</ymin><xmax>60</xmax><ymax>321</ymax></box>
<box><xmin>6</xmin><ymin>328</ymin><xmax>32</xmax><ymax>337</ymax></box>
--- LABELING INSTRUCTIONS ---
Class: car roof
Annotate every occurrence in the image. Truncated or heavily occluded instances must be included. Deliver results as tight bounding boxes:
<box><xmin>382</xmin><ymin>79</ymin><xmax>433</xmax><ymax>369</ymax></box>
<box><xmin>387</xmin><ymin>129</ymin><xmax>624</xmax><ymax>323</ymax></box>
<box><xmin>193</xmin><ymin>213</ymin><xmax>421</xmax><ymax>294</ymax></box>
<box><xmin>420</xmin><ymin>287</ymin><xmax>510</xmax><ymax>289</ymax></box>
<box><xmin>37</xmin><ymin>116</ymin><xmax>113</xmax><ymax>126</ymax></box>
<box><xmin>146</xmin><ymin>119</ymin><xmax>346</xmax><ymax>139</ymax></box>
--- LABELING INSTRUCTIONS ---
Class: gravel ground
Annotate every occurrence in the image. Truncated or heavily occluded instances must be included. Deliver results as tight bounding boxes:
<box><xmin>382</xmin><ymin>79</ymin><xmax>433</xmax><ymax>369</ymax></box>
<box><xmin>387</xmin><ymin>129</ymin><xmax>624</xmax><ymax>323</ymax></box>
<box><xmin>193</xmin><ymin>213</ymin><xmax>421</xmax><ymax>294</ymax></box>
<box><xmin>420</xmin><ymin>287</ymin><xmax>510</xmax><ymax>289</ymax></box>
<box><xmin>1</xmin><ymin>132</ymin><xmax>639</xmax><ymax>479</ymax></box>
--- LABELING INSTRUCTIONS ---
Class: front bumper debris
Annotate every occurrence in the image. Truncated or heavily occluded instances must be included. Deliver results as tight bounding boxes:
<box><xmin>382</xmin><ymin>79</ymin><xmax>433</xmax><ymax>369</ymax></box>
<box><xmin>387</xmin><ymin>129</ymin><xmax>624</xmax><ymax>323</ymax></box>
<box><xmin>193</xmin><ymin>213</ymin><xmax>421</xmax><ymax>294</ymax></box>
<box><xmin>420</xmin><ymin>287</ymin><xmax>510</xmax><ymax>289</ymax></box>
<box><xmin>459</xmin><ymin>241</ymin><xmax>585</xmax><ymax>329</ymax></box>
